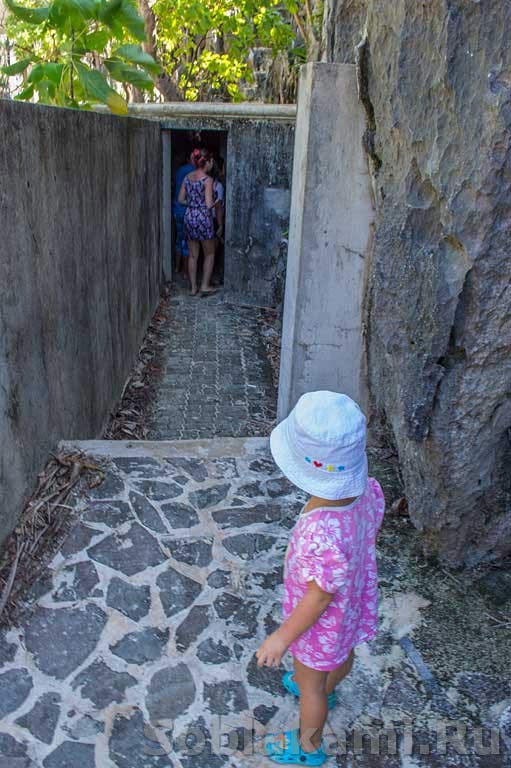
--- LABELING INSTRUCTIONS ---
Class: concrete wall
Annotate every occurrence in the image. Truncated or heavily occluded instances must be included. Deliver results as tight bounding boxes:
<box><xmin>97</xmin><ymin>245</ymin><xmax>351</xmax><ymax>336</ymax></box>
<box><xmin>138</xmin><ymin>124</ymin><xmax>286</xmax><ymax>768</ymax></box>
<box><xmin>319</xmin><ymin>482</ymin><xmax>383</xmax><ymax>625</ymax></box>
<box><xmin>278</xmin><ymin>63</ymin><xmax>374</xmax><ymax>419</ymax></box>
<box><xmin>223</xmin><ymin>120</ymin><xmax>294</xmax><ymax>308</ymax></box>
<box><xmin>0</xmin><ymin>100</ymin><xmax>162</xmax><ymax>544</ymax></box>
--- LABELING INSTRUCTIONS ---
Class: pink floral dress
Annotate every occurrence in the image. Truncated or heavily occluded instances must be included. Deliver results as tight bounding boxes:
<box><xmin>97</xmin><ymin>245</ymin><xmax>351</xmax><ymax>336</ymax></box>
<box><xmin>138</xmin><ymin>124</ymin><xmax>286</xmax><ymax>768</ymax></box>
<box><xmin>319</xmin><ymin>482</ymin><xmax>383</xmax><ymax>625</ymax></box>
<box><xmin>283</xmin><ymin>478</ymin><xmax>385</xmax><ymax>671</ymax></box>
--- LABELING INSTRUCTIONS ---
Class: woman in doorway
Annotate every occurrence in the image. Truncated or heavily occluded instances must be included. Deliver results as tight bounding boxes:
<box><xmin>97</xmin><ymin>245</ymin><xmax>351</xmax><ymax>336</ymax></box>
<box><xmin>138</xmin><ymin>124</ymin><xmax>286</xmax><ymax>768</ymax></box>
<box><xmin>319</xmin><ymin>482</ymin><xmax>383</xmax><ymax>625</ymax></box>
<box><xmin>178</xmin><ymin>147</ymin><xmax>217</xmax><ymax>296</ymax></box>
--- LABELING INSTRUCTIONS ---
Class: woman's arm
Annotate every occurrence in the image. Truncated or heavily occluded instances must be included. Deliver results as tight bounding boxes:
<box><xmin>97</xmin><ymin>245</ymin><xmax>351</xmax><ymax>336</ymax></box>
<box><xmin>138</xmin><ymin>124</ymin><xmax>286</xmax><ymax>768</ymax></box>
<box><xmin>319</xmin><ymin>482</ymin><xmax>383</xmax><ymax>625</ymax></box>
<box><xmin>178</xmin><ymin>180</ymin><xmax>187</xmax><ymax>205</ymax></box>
<box><xmin>256</xmin><ymin>581</ymin><xmax>334</xmax><ymax>667</ymax></box>
<box><xmin>204</xmin><ymin>177</ymin><xmax>214</xmax><ymax>209</ymax></box>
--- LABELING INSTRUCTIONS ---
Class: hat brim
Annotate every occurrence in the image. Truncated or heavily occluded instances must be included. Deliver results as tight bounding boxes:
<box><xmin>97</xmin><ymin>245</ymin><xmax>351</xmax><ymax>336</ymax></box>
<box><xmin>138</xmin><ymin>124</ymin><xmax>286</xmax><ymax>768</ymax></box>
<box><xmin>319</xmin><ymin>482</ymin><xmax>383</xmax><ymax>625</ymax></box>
<box><xmin>270</xmin><ymin>418</ymin><xmax>368</xmax><ymax>501</ymax></box>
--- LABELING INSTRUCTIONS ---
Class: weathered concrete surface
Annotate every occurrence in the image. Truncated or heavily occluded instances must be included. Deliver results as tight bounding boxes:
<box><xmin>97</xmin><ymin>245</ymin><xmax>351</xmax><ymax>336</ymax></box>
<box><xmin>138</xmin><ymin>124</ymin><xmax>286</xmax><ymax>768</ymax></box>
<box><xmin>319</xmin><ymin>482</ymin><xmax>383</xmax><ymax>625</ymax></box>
<box><xmin>278</xmin><ymin>63</ymin><xmax>374</xmax><ymax>419</ymax></box>
<box><xmin>223</xmin><ymin>119</ymin><xmax>294</xmax><ymax>308</ymax></box>
<box><xmin>147</xmin><ymin>284</ymin><xmax>276</xmax><ymax>440</ymax></box>
<box><xmin>1</xmin><ymin>438</ymin><xmax>509</xmax><ymax>767</ymax></box>
<box><xmin>0</xmin><ymin>100</ymin><xmax>162</xmax><ymax>544</ymax></box>
<box><xmin>323</xmin><ymin>0</ymin><xmax>511</xmax><ymax>565</ymax></box>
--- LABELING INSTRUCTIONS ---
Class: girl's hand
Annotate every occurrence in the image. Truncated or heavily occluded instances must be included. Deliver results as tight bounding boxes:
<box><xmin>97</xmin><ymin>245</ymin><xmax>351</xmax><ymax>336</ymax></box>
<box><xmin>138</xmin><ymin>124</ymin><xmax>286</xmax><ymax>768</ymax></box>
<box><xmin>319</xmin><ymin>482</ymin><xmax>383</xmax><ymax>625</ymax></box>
<box><xmin>256</xmin><ymin>631</ymin><xmax>288</xmax><ymax>668</ymax></box>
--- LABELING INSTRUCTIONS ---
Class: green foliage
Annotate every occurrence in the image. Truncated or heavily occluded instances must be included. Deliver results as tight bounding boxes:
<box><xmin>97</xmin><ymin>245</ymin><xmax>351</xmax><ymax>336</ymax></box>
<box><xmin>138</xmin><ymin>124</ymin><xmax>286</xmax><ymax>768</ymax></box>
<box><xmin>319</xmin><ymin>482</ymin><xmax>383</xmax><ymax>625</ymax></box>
<box><xmin>2</xmin><ymin>0</ymin><xmax>303</xmax><ymax>106</ymax></box>
<box><xmin>1</xmin><ymin>0</ymin><xmax>157</xmax><ymax>111</ymax></box>
<box><xmin>149</xmin><ymin>0</ymin><xmax>296</xmax><ymax>100</ymax></box>
<box><xmin>114</xmin><ymin>43</ymin><xmax>160</xmax><ymax>74</ymax></box>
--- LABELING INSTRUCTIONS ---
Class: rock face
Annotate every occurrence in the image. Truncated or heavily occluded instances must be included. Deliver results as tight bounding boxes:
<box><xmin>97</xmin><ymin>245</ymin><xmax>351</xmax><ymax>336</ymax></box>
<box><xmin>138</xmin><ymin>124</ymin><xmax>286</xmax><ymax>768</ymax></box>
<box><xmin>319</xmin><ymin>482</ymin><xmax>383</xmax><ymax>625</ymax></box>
<box><xmin>323</xmin><ymin>0</ymin><xmax>511</xmax><ymax>565</ymax></box>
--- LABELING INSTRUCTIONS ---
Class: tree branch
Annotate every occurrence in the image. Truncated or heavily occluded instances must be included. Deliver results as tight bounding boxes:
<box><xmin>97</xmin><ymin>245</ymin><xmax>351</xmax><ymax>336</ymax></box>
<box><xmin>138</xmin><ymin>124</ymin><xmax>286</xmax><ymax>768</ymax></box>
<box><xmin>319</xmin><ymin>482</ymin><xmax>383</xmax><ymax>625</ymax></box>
<box><xmin>181</xmin><ymin>33</ymin><xmax>207</xmax><ymax>98</ymax></box>
<box><xmin>304</xmin><ymin>0</ymin><xmax>314</xmax><ymax>30</ymax></box>
<box><xmin>293</xmin><ymin>11</ymin><xmax>307</xmax><ymax>43</ymax></box>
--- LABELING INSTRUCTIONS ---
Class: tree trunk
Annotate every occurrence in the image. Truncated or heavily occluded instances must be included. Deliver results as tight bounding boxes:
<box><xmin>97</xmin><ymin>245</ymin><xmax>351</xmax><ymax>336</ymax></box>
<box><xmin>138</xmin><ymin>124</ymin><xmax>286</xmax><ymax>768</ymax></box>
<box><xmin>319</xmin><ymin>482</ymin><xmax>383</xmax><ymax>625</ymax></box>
<box><xmin>138</xmin><ymin>0</ymin><xmax>183</xmax><ymax>101</ymax></box>
<box><xmin>130</xmin><ymin>85</ymin><xmax>145</xmax><ymax>103</ymax></box>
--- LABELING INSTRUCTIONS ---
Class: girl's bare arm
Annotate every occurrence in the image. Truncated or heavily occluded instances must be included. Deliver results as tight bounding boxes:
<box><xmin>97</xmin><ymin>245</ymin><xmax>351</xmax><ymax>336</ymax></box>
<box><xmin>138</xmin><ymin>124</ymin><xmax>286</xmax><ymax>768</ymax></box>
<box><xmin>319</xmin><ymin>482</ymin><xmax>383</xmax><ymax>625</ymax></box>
<box><xmin>178</xmin><ymin>180</ymin><xmax>187</xmax><ymax>204</ymax></box>
<box><xmin>256</xmin><ymin>581</ymin><xmax>333</xmax><ymax>667</ymax></box>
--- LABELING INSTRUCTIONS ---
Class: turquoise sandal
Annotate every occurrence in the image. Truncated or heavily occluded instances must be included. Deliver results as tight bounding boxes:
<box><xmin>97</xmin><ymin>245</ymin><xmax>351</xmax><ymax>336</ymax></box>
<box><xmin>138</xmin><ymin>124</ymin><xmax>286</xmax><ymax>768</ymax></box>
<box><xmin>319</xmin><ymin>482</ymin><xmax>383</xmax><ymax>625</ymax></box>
<box><xmin>282</xmin><ymin>671</ymin><xmax>337</xmax><ymax>710</ymax></box>
<box><xmin>265</xmin><ymin>729</ymin><xmax>327</xmax><ymax>765</ymax></box>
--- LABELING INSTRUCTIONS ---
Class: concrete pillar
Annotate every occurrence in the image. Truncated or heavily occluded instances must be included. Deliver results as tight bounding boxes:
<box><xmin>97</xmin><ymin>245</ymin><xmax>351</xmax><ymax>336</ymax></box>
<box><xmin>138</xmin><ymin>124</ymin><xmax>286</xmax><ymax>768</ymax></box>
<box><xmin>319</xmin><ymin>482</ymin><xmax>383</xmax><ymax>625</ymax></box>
<box><xmin>277</xmin><ymin>63</ymin><xmax>374</xmax><ymax>419</ymax></box>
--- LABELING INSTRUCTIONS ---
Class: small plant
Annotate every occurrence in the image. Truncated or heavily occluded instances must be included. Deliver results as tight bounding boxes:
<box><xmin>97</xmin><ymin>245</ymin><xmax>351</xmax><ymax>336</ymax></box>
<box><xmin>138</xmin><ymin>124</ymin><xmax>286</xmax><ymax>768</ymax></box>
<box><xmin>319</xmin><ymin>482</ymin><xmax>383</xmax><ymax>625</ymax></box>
<box><xmin>1</xmin><ymin>0</ymin><xmax>158</xmax><ymax>113</ymax></box>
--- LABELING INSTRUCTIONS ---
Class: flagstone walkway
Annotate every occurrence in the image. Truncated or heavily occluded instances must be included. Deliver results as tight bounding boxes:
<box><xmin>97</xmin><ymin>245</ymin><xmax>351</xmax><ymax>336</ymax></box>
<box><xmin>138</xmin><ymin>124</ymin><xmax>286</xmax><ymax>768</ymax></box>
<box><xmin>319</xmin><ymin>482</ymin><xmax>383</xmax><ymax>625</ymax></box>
<box><xmin>147</xmin><ymin>288</ymin><xmax>276</xmax><ymax>440</ymax></box>
<box><xmin>1</xmin><ymin>439</ymin><xmax>509</xmax><ymax>768</ymax></box>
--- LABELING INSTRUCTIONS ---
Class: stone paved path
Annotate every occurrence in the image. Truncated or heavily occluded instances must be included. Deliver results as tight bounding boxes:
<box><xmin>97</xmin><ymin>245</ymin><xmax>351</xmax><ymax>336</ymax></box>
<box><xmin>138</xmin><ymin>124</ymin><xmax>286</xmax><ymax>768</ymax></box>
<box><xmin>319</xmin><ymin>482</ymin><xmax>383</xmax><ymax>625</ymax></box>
<box><xmin>1</xmin><ymin>439</ymin><xmax>508</xmax><ymax>768</ymax></box>
<box><xmin>147</xmin><ymin>287</ymin><xmax>276</xmax><ymax>440</ymax></box>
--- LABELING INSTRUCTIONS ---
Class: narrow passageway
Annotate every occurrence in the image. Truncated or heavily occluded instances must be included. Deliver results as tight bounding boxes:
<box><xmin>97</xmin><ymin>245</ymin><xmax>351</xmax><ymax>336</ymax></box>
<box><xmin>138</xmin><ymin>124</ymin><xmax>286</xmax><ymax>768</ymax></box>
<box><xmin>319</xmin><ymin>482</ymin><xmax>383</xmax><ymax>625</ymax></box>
<box><xmin>147</xmin><ymin>284</ymin><xmax>277</xmax><ymax>441</ymax></box>
<box><xmin>1</xmin><ymin>286</ymin><xmax>508</xmax><ymax>768</ymax></box>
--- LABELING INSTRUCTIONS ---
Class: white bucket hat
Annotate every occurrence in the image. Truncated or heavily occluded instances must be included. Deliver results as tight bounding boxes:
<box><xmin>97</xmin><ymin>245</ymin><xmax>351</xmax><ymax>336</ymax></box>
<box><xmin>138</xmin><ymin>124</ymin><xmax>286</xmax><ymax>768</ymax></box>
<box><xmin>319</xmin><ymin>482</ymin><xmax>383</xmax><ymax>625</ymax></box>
<box><xmin>270</xmin><ymin>391</ymin><xmax>368</xmax><ymax>500</ymax></box>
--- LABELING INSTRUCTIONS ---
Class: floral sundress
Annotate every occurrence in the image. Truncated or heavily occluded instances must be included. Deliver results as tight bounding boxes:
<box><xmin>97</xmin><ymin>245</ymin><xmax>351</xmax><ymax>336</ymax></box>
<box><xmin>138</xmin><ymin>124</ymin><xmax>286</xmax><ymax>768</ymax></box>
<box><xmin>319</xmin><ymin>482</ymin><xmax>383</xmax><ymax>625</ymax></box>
<box><xmin>283</xmin><ymin>478</ymin><xmax>385</xmax><ymax>671</ymax></box>
<box><xmin>183</xmin><ymin>176</ymin><xmax>215</xmax><ymax>241</ymax></box>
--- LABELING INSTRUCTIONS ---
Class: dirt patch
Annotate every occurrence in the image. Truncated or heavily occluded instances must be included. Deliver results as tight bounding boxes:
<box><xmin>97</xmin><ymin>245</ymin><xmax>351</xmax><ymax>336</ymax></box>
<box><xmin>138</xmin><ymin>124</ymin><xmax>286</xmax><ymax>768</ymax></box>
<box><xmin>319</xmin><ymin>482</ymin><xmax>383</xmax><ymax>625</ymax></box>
<box><xmin>378</xmin><ymin>511</ymin><xmax>511</xmax><ymax>691</ymax></box>
<box><xmin>258</xmin><ymin>308</ymin><xmax>282</xmax><ymax>390</ymax></box>
<box><xmin>104</xmin><ymin>283</ymin><xmax>172</xmax><ymax>440</ymax></box>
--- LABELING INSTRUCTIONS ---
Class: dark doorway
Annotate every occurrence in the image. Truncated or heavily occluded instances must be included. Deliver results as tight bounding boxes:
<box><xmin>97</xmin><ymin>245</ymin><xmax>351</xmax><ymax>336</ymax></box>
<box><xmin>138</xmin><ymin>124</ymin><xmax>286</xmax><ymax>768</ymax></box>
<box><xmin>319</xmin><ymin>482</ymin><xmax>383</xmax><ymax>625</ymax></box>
<box><xmin>170</xmin><ymin>129</ymin><xmax>228</xmax><ymax>285</ymax></box>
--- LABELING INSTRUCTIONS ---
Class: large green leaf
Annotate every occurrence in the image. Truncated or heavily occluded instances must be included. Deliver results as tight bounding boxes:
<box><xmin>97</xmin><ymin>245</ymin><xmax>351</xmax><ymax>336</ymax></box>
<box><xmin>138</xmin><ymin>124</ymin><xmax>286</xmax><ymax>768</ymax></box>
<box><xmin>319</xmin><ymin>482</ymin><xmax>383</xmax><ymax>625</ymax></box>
<box><xmin>0</xmin><ymin>57</ymin><xmax>32</xmax><ymax>75</ymax></box>
<box><xmin>114</xmin><ymin>44</ymin><xmax>159</xmax><ymax>75</ymax></box>
<box><xmin>41</xmin><ymin>62</ymin><xmax>64</xmax><ymax>84</ymax></box>
<box><xmin>75</xmin><ymin>61</ymin><xmax>128</xmax><ymax>114</ymax></box>
<box><xmin>83</xmin><ymin>29</ymin><xmax>111</xmax><ymax>51</ymax></box>
<box><xmin>49</xmin><ymin>0</ymin><xmax>77</xmax><ymax>29</ymax></box>
<box><xmin>27</xmin><ymin>63</ymin><xmax>45</xmax><ymax>83</ymax></box>
<box><xmin>106</xmin><ymin>60</ymin><xmax>153</xmax><ymax>89</ymax></box>
<box><xmin>73</xmin><ymin>0</ymin><xmax>96</xmax><ymax>16</ymax></box>
<box><xmin>98</xmin><ymin>0</ymin><xmax>123</xmax><ymax>24</ymax></box>
<box><xmin>49</xmin><ymin>0</ymin><xmax>96</xmax><ymax>28</ymax></box>
<box><xmin>26</xmin><ymin>62</ymin><xmax>62</xmax><ymax>86</ymax></box>
<box><xmin>117</xmin><ymin>0</ymin><xmax>146</xmax><ymax>41</ymax></box>
<box><xmin>34</xmin><ymin>78</ymin><xmax>57</xmax><ymax>102</ymax></box>
<box><xmin>5</xmin><ymin>0</ymin><xmax>49</xmax><ymax>24</ymax></box>
<box><xmin>14</xmin><ymin>84</ymin><xmax>35</xmax><ymax>99</ymax></box>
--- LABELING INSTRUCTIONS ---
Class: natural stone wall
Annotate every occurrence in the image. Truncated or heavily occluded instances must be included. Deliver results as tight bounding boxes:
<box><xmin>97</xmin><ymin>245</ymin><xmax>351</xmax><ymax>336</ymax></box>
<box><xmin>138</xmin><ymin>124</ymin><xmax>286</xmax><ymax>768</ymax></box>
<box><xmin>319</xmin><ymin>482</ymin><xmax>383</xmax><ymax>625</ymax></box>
<box><xmin>323</xmin><ymin>0</ymin><xmax>511</xmax><ymax>565</ymax></box>
<box><xmin>0</xmin><ymin>100</ymin><xmax>162</xmax><ymax>544</ymax></box>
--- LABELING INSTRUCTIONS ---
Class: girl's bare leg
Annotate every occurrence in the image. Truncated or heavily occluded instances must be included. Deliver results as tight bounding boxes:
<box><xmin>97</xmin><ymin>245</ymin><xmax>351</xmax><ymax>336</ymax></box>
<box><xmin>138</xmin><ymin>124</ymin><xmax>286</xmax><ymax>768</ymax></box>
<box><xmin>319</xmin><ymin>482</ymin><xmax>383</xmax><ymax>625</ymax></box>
<box><xmin>325</xmin><ymin>648</ymin><xmax>354</xmax><ymax>695</ymax></box>
<box><xmin>200</xmin><ymin>239</ymin><xmax>216</xmax><ymax>292</ymax></box>
<box><xmin>293</xmin><ymin>658</ymin><xmax>328</xmax><ymax>752</ymax></box>
<box><xmin>187</xmin><ymin>241</ymin><xmax>199</xmax><ymax>295</ymax></box>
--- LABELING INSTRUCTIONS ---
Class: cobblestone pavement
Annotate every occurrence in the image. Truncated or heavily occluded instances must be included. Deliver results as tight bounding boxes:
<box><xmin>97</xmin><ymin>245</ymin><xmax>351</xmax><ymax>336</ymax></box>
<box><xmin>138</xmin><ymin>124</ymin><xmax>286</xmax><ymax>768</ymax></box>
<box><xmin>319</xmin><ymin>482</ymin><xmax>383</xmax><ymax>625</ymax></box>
<box><xmin>147</xmin><ymin>287</ymin><xmax>276</xmax><ymax>440</ymax></box>
<box><xmin>1</xmin><ymin>439</ymin><xmax>509</xmax><ymax>768</ymax></box>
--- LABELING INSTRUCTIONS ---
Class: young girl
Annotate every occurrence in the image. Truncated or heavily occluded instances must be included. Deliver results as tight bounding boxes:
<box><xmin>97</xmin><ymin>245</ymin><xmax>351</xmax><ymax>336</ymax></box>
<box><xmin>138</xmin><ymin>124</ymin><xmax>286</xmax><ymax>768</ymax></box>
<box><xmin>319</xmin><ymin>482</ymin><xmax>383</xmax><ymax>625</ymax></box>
<box><xmin>256</xmin><ymin>391</ymin><xmax>385</xmax><ymax>766</ymax></box>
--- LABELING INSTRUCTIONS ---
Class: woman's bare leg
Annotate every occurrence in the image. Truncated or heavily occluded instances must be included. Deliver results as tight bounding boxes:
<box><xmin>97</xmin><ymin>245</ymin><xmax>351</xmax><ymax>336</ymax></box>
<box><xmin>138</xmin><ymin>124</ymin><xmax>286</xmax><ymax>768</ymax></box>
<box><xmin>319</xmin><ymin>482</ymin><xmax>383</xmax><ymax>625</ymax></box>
<box><xmin>325</xmin><ymin>648</ymin><xmax>354</xmax><ymax>695</ymax></box>
<box><xmin>187</xmin><ymin>241</ymin><xmax>199</xmax><ymax>295</ymax></box>
<box><xmin>200</xmin><ymin>239</ymin><xmax>216</xmax><ymax>292</ymax></box>
<box><xmin>293</xmin><ymin>658</ymin><xmax>328</xmax><ymax>752</ymax></box>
